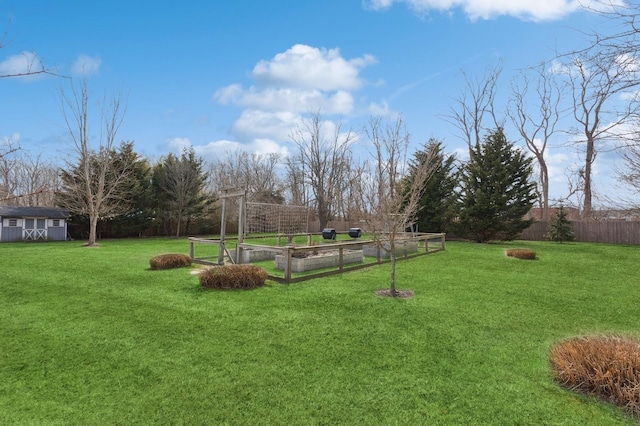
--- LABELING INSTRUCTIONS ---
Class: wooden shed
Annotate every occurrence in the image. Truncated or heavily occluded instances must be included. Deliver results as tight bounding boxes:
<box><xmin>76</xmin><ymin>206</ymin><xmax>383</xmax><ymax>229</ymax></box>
<box><xmin>0</xmin><ymin>206</ymin><xmax>69</xmax><ymax>242</ymax></box>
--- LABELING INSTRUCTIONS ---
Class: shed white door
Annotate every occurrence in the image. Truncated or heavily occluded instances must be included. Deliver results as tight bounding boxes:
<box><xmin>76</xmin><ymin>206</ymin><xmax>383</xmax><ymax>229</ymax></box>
<box><xmin>23</xmin><ymin>218</ymin><xmax>47</xmax><ymax>241</ymax></box>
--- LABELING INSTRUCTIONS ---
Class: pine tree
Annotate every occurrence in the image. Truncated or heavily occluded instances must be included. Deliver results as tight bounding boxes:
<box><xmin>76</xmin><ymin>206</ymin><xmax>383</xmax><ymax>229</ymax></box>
<box><xmin>404</xmin><ymin>139</ymin><xmax>457</xmax><ymax>233</ymax></box>
<box><xmin>547</xmin><ymin>205</ymin><xmax>575</xmax><ymax>243</ymax></box>
<box><xmin>152</xmin><ymin>148</ymin><xmax>213</xmax><ymax>237</ymax></box>
<box><xmin>454</xmin><ymin>128</ymin><xmax>537</xmax><ymax>243</ymax></box>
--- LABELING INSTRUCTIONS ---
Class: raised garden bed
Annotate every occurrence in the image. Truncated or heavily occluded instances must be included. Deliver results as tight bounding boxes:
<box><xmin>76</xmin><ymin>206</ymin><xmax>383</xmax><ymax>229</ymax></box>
<box><xmin>230</xmin><ymin>248</ymin><xmax>277</xmax><ymax>263</ymax></box>
<box><xmin>363</xmin><ymin>241</ymin><xmax>419</xmax><ymax>258</ymax></box>
<box><xmin>275</xmin><ymin>250</ymin><xmax>363</xmax><ymax>272</ymax></box>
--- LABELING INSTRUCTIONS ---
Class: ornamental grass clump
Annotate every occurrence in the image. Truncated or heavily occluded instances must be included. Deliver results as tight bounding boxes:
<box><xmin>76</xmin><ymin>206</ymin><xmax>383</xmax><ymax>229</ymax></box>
<box><xmin>505</xmin><ymin>248</ymin><xmax>536</xmax><ymax>260</ymax></box>
<box><xmin>199</xmin><ymin>264</ymin><xmax>267</xmax><ymax>290</ymax></box>
<box><xmin>549</xmin><ymin>335</ymin><xmax>640</xmax><ymax>417</ymax></box>
<box><xmin>150</xmin><ymin>253</ymin><xmax>192</xmax><ymax>270</ymax></box>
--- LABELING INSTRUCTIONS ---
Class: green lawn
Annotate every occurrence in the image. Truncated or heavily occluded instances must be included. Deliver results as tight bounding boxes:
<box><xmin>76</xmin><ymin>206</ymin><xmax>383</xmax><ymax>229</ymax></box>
<box><xmin>1</xmin><ymin>238</ymin><xmax>638</xmax><ymax>425</ymax></box>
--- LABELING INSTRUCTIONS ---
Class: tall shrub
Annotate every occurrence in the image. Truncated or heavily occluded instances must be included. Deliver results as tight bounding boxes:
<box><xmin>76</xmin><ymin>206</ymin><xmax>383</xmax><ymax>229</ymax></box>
<box><xmin>547</xmin><ymin>205</ymin><xmax>575</xmax><ymax>243</ymax></box>
<box><xmin>453</xmin><ymin>128</ymin><xmax>537</xmax><ymax>242</ymax></box>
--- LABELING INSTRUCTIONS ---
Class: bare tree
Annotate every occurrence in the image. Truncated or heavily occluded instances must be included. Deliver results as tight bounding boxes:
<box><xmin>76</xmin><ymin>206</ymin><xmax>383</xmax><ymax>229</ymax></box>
<box><xmin>617</xmin><ymin>136</ymin><xmax>640</xmax><ymax>196</ymax></box>
<box><xmin>284</xmin><ymin>156</ymin><xmax>308</xmax><ymax>206</ymax></box>
<box><xmin>57</xmin><ymin>79</ymin><xmax>132</xmax><ymax>246</ymax></box>
<box><xmin>210</xmin><ymin>151</ymin><xmax>284</xmax><ymax>203</ymax></box>
<box><xmin>0</xmin><ymin>134</ymin><xmax>19</xmax><ymax>165</ymax></box>
<box><xmin>508</xmin><ymin>63</ymin><xmax>564</xmax><ymax>220</ymax></box>
<box><xmin>446</xmin><ymin>63</ymin><xmax>504</xmax><ymax>154</ymax></box>
<box><xmin>560</xmin><ymin>51</ymin><xmax>640</xmax><ymax>218</ymax></box>
<box><xmin>354</xmin><ymin>116</ymin><xmax>437</xmax><ymax>297</ymax></box>
<box><xmin>1</xmin><ymin>19</ymin><xmax>60</xmax><ymax>79</ymax></box>
<box><xmin>0</xmin><ymin>151</ymin><xmax>59</xmax><ymax>206</ymax></box>
<box><xmin>289</xmin><ymin>111</ymin><xmax>356</xmax><ymax>230</ymax></box>
<box><xmin>579</xmin><ymin>1</ymin><xmax>640</xmax><ymax>59</ymax></box>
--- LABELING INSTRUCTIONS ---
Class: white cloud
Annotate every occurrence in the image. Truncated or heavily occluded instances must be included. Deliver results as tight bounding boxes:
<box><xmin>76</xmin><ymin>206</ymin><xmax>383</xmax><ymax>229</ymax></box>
<box><xmin>365</xmin><ymin>0</ymin><xmax>583</xmax><ymax>21</ymax></box>
<box><xmin>368</xmin><ymin>101</ymin><xmax>394</xmax><ymax>116</ymax></box>
<box><xmin>166</xmin><ymin>137</ymin><xmax>192</xmax><ymax>153</ymax></box>
<box><xmin>1</xmin><ymin>132</ymin><xmax>20</xmax><ymax>147</ymax></box>
<box><xmin>548</xmin><ymin>59</ymin><xmax>572</xmax><ymax>76</ymax></box>
<box><xmin>71</xmin><ymin>55</ymin><xmax>101</xmax><ymax>76</ymax></box>
<box><xmin>214</xmin><ymin>44</ymin><xmax>376</xmax><ymax>144</ymax></box>
<box><xmin>215</xmin><ymin>86</ymin><xmax>354</xmax><ymax>114</ymax></box>
<box><xmin>232</xmin><ymin>110</ymin><xmax>303</xmax><ymax>141</ymax></box>
<box><xmin>252</xmin><ymin>44</ymin><xmax>375</xmax><ymax>91</ymax></box>
<box><xmin>453</xmin><ymin>146</ymin><xmax>470</xmax><ymax>162</ymax></box>
<box><xmin>0</xmin><ymin>52</ymin><xmax>45</xmax><ymax>80</ymax></box>
<box><xmin>214</xmin><ymin>84</ymin><xmax>244</xmax><ymax>105</ymax></box>
<box><xmin>168</xmin><ymin>137</ymin><xmax>290</xmax><ymax>163</ymax></box>
<box><xmin>546</xmin><ymin>151</ymin><xmax>572</xmax><ymax>185</ymax></box>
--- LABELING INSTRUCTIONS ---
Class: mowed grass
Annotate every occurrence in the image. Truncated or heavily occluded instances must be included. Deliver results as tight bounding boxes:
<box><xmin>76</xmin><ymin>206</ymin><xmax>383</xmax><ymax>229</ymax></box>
<box><xmin>1</xmin><ymin>238</ymin><xmax>638</xmax><ymax>425</ymax></box>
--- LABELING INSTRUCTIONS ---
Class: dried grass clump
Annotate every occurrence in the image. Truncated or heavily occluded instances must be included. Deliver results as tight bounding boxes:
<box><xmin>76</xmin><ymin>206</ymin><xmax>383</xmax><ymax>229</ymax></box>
<box><xmin>199</xmin><ymin>264</ymin><xmax>267</xmax><ymax>290</ymax></box>
<box><xmin>150</xmin><ymin>253</ymin><xmax>192</xmax><ymax>270</ymax></box>
<box><xmin>549</xmin><ymin>335</ymin><xmax>640</xmax><ymax>417</ymax></box>
<box><xmin>505</xmin><ymin>248</ymin><xmax>536</xmax><ymax>260</ymax></box>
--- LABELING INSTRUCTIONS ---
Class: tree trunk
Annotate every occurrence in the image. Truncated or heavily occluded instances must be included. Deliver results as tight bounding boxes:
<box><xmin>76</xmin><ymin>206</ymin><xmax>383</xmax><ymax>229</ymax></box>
<box><xmin>389</xmin><ymin>239</ymin><xmax>397</xmax><ymax>296</ymax></box>
<box><xmin>175</xmin><ymin>213</ymin><xmax>182</xmax><ymax>238</ymax></box>
<box><xmin>317</xmin><ymin>199</ymin><xmax>329</xmax><ymax>231</ymax></box>
<box><xmin>88</xmin><ymin>214</ymin><xmax>99</xmax><ymax>246</ymax></box>
<box><xmin>538</xmin><ymin>155</ymin><xmax>550</xmax><ymax>221</ymax></box>
<box><xmin>583</xmin><ymin>138</ymin><xmax>595</xmax><ymax>219</ymax></box>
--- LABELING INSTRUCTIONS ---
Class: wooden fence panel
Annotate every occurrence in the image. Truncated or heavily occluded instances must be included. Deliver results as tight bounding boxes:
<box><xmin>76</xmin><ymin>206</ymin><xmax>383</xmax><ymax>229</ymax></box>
<box><xmin>519</xmin><ymin>221</ymin><xmax>640</xmax><ymax>245</ymax></box>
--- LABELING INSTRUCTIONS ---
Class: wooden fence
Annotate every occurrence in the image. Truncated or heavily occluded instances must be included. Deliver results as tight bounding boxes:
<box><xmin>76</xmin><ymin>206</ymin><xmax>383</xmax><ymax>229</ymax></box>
<box><xmin>189</xmin><ymin>233</ymin><xmax>446</xmax><ymax>284</ymax></box>
<box><xmin>519</xmin><ymin>221</ymin><xmax>640</xmax><ymax>245</ymax></box>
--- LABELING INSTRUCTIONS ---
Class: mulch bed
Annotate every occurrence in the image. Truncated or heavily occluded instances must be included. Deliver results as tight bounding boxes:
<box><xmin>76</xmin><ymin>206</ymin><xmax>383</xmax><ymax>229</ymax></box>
<box><xmin>375</xmin><ymin>289</ymin><xmax>415</xmax><ymax>299</ymax></box>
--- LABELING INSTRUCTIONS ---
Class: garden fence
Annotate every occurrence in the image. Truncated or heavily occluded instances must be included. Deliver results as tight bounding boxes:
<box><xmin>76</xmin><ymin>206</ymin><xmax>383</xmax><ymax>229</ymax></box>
<box><xmin>519</xmin><ymin>220</ymin><xmax>640</xmax><ymax>245</ymax></box>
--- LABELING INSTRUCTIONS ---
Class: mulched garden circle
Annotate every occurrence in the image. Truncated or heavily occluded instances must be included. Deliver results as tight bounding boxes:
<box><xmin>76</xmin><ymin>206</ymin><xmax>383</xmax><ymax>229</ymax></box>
<box><xmin>375</xmin><ymin>289</ymin><xmax>415</xmax><ymax>299</ymax></box>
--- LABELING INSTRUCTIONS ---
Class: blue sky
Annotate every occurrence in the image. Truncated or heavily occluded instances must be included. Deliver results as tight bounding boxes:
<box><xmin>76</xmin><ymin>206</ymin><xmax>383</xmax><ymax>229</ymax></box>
<box><xmin>0</xmin><ymin>0</ymin><xmax>630</xmax><ymax>205</ymax></box>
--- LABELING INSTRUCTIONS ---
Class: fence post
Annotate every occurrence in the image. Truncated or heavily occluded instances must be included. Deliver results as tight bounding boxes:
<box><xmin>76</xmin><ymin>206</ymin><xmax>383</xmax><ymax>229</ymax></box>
<box><xmin>285</xmin><ymin>246</ymin><xmax>292</xmax><ymax>284</ymax></box>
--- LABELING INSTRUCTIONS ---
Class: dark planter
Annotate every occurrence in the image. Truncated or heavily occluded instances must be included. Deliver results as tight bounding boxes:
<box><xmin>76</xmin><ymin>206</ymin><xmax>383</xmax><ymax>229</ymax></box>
<box><xmin>322</xmin><ymin>228</ymin><xmax>336</xmax><ymax>240</ymax></box>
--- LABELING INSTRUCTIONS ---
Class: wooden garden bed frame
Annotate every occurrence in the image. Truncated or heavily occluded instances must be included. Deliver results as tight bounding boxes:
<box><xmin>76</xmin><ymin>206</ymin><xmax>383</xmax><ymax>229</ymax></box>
<box><xmin>189</xmin><ymin>232</ymin><xmax>445</xmax><ymax>284</ymax></box>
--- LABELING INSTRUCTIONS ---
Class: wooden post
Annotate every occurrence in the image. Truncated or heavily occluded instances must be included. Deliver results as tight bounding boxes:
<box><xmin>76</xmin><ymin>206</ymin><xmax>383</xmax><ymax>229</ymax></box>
<box><xmin>218</xmin><ymin>197</ymin><xmax>227</xmax><ymax>265</ymax></box>
<box><xmin>338</xmin><ymin>247</ymin><xmax>344</xmax><ymax>271</ymax></box>
<box><xmin>189</xmin><ymin>239</ymin><xmax>195</xmax><ymax>259</ymax></box>
<box><xmin>236</xmin><ymin>190</ymin><xmax>246</xmax><ymax>264</ymax></box>
<box><xmin>285</xmin><ymin>246</ymin><xmax>292</xmax><ymax>283</ymax></box>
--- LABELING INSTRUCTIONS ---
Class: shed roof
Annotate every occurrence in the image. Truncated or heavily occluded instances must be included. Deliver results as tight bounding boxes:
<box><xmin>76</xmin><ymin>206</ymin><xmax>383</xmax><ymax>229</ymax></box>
<box><xmin>0</xmin><ymin>206</ymin><xmax>69</xmax><ymax>219</ymax></box>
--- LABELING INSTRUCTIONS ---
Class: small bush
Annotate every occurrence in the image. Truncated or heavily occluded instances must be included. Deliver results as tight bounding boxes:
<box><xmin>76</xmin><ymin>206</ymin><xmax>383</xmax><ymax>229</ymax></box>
<box><xmin>150</xmin><ymin>253</ymin><xmax>192</xmax><ymax>270</ymax></box>
<box><xmin>505</xmin><ymin>248</ymin><xmax>536</xmax><ymax>260</ymax></box>
<box><xmin>549</xmin><ymin>335</ymin><xmax>640</xmax><ymax>417</ymax></box>
<box><xmin>199</xmin><ymin>264</ymin><xmax>267</xmax><ymax>290</ymax></box>
<box><xmin>547</xmin><ymin>205</ymin><xmax>576</xmax><ymax>243</ymax></box>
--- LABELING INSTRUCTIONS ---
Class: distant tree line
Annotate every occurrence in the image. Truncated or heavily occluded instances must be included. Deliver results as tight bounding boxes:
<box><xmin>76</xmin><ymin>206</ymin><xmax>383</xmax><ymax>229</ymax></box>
<box><xmin>1</xmin><ymin>104</ymin><xmax>538</xmax><ymax>244</ymax></box>
<box><xmin>6</xmin><ymin>3</ymin><xmax>640</xmax><ymax>243</ymax></box>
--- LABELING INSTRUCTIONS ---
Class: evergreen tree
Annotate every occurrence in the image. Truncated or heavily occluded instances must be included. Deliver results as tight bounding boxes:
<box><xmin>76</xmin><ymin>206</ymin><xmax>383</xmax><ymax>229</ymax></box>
<box><xmin>58</xmin><ymin>141</ymin><xmax>146</xmax><ymax>241</ymax></box>
<box><xmin>547</xmin><ymin>205</ymin><xmax>575</xmax><ymax>243</ymax></box>
<box><xmin>152</xmin><ymin>148</ymin><xmax>213</xmax><ymax>237</ymax></box>
<box><xmin>404</xmin><ymin>139</ymin><xmax>457</xmax><ymax>233</ymax></box>
<box><xmin>97</xmin><ymin>142</ymin><xmax>154</xmax><ymax>238</ymax></box>
<box><xmin>454</xmin><ymin>128</ymin><xmax>537</xmax><ymax>243</ymax></box>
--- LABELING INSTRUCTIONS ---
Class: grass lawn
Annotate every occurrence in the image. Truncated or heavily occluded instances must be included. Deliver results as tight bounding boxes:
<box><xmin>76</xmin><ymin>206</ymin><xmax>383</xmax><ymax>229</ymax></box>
<box><xmin>1</xmin><ymin>238</ymin><xmax>638</xmax><ymax>425</ymax></box>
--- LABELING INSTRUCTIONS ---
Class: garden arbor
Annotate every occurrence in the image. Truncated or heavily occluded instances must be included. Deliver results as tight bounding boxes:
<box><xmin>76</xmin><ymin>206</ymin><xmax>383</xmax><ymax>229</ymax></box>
<box><xmin>188</xmin><ymin>188</ymin><xmax>446</xmax><ymax>285</ymax></box>
<box><xmin>217</xmin><ymin>187</ymin><xmax>247</xmax><ymax>265</ymax></box>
